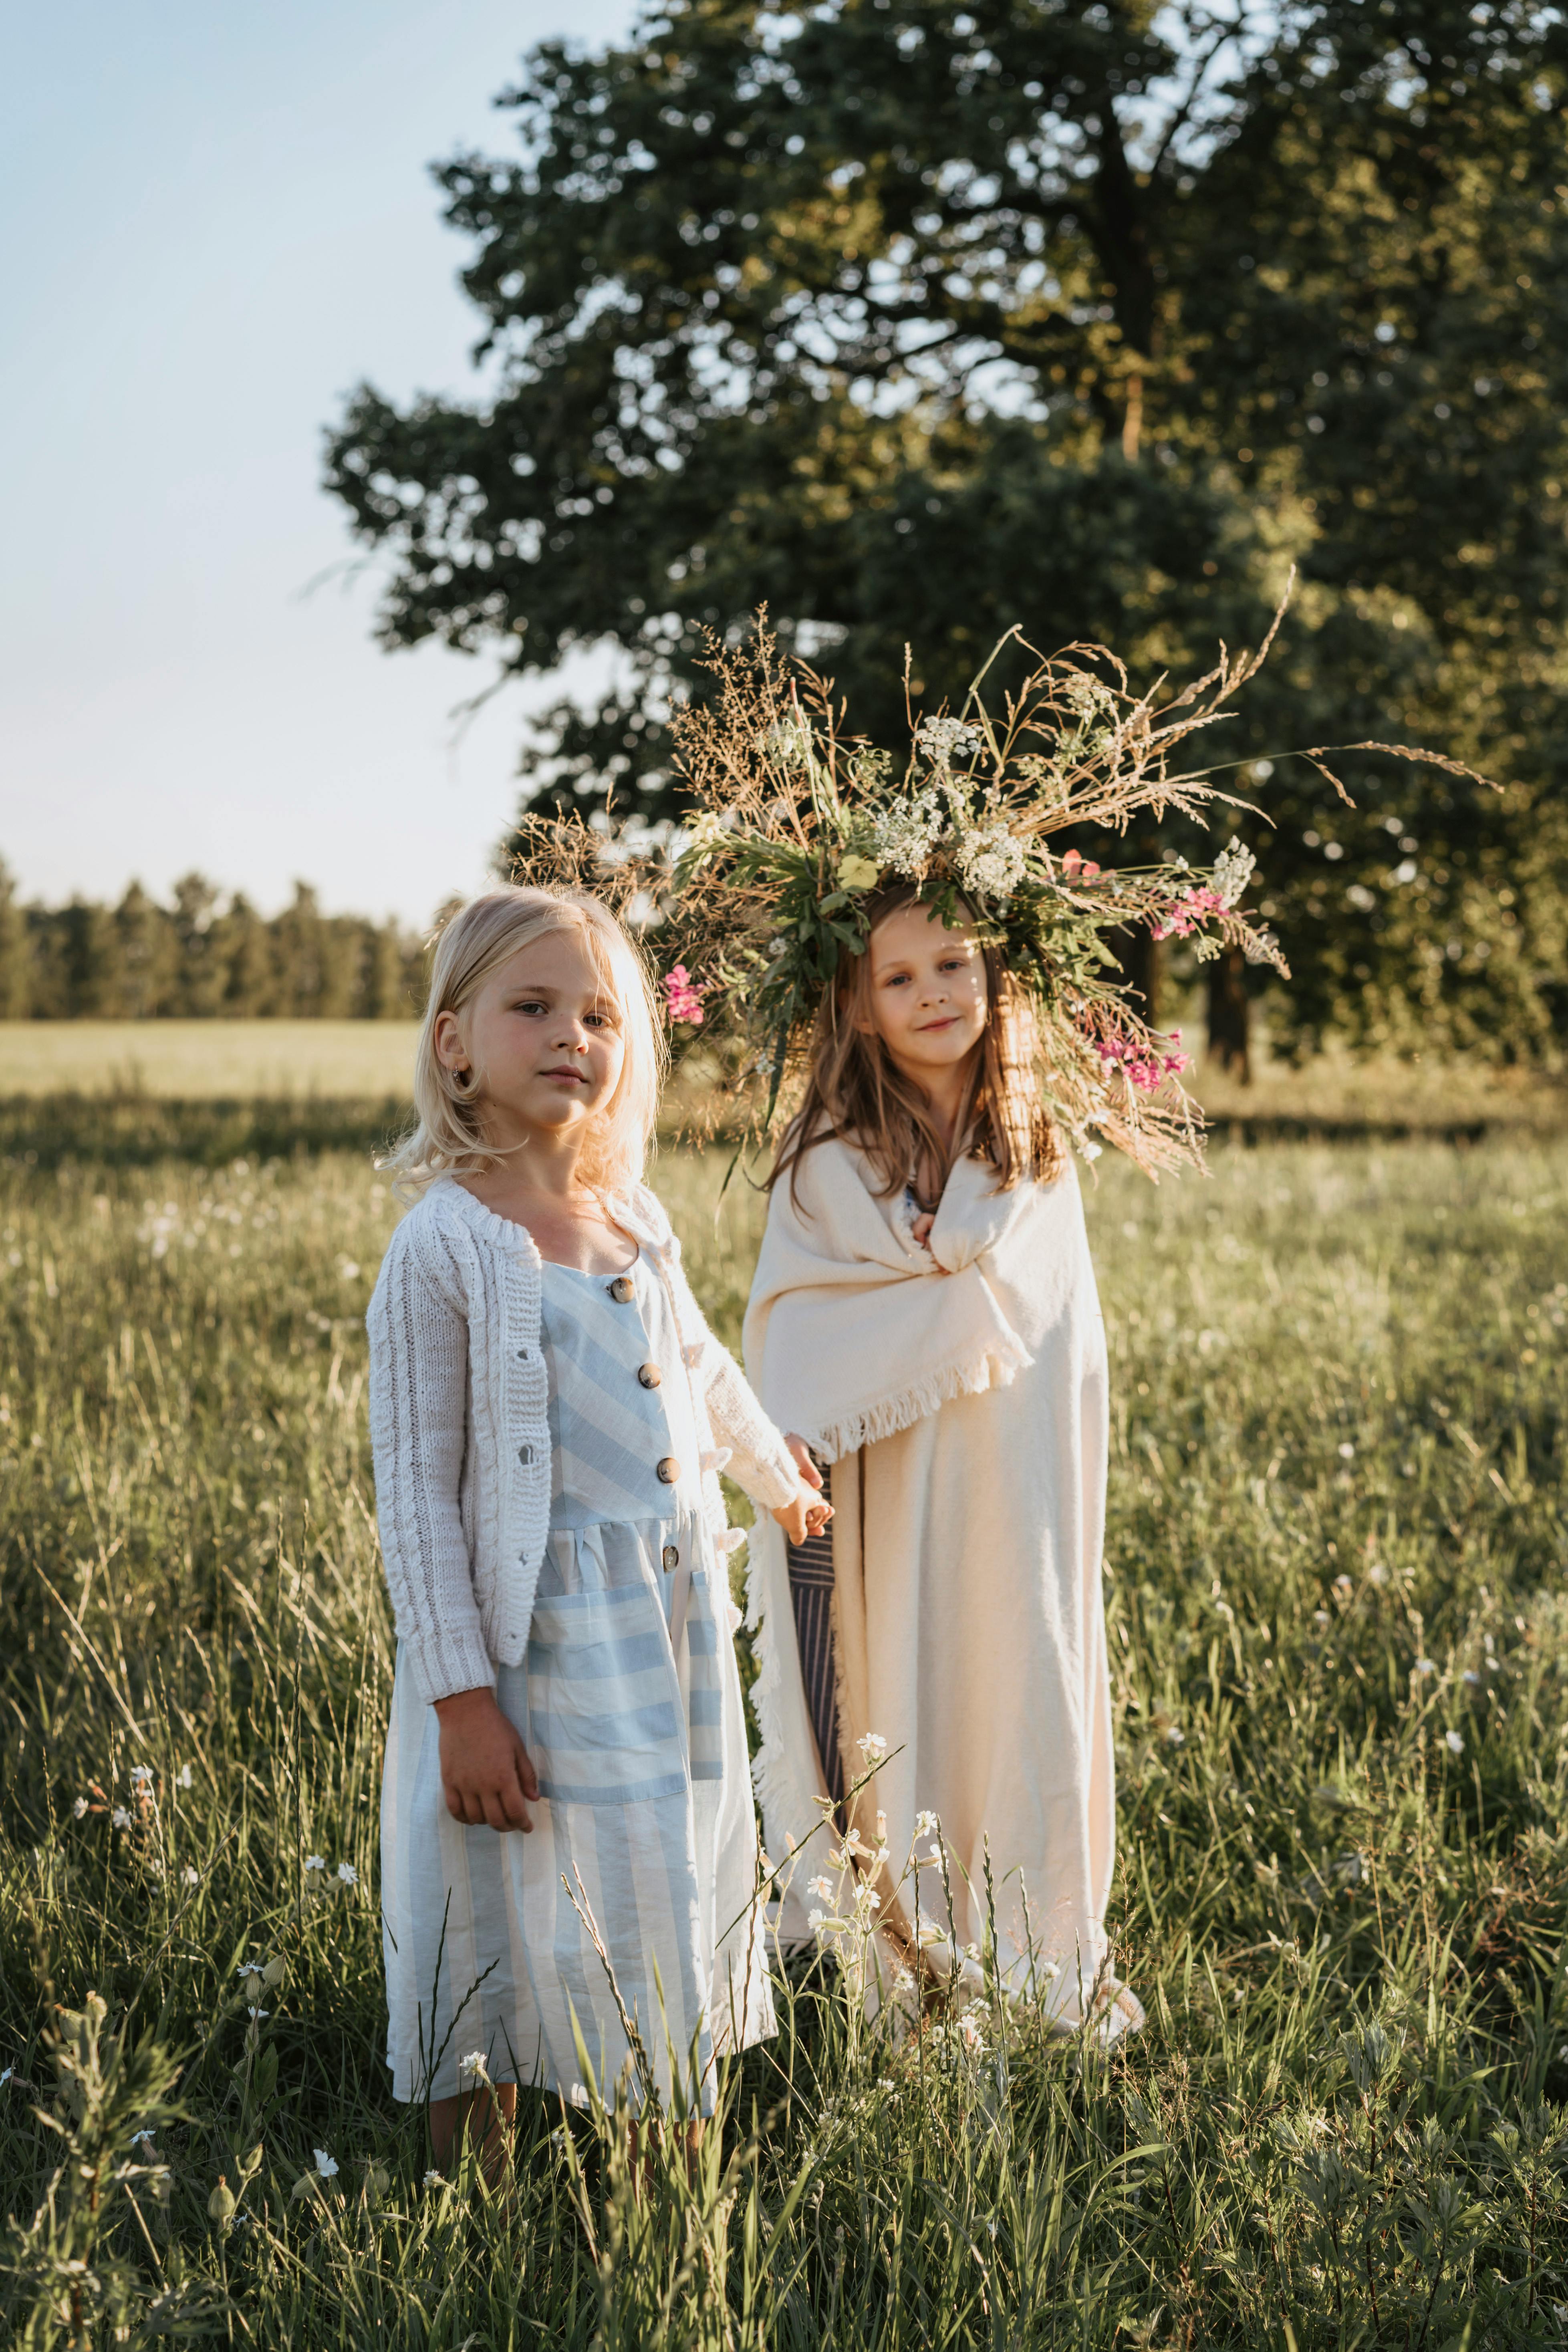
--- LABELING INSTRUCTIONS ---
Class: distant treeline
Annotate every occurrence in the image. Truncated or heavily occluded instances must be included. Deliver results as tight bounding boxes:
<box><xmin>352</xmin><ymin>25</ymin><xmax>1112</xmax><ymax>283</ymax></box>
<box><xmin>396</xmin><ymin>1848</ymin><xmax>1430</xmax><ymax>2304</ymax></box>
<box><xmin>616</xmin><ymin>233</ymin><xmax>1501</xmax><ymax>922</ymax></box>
<box><xmin>0</xmin><ymin>866</ymin><xmax>426</xmax><ymax>1020</ymax></box>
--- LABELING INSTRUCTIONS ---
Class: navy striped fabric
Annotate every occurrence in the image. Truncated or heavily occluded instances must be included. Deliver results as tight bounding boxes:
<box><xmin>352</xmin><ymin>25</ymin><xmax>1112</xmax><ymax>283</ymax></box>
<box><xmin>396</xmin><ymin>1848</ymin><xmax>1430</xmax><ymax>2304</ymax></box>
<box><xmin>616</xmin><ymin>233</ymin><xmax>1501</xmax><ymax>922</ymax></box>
<box><xmin>785</xmin><ymin>1461</ymin><xmax>842</xmax><ymax>1807</ymax></box>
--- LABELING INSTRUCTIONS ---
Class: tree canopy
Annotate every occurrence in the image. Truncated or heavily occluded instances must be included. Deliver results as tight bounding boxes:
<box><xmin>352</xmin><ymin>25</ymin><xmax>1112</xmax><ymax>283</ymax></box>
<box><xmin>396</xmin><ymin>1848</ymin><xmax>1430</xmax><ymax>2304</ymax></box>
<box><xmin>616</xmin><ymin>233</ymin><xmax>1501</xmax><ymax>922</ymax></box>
<box><xmin>326</xmin><ymin>0</ymin><xmax>1568</xmax><ymax>1061</ymax></box>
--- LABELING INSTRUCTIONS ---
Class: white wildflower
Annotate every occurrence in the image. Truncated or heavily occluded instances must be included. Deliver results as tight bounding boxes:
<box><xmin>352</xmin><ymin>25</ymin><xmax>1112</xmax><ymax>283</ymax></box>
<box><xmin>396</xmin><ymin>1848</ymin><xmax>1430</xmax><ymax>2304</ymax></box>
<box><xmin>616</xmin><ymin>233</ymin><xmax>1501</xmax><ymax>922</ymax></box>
<box><xmin>1211</xmin><ymin>840</ymin><xmax>1256</xmax><ymax>909</ymax></box>
<box><xmin>1445</xmin><ymin>1730</ymin><xmax>1465</xmax><ymax>1755</ymax></box>
<box><xmin>130</xmin><ymin>1763</ymin><xmax>154</xmax><ymax>1787</ymax></box>
<box><xmin>1337</xmin><ymin>1443</ymin><xmax>1355</xmax><ymax>1460</ymax></box>
<box><xmin>1462</xmin><ymin>1671</ymin><xmax>1481</xmax><ymax>1688</ymax></box>
<box><xmin>868</xmin><ymin>788</ymin><xmax>945</xmax><ymax>877</ymax></box>
<box><xmin>458</xmin><ymin>2051</ymin><xmax>489</xmax><ymax>2083</ymax></box>
<box><xmin>72</xmin><ymin>1797</ymin><xmax>89</xmax><ymax>1820</ymax></box>
<box><xmin>807</xmin><ymin>1874</ymin><xmax>835</xmax><ymax>1901</ymax></box>
<box><xmin>304</xmin><ymin>1855</ymin><xmax>326</xmax><ymax>1873</ymax></box>
<box><xmin>915</xmin><ymin>715</ymin><xmax>980</xmax><ymax>765</ymax></box>
<box><xmin>1313</xmin><ymin>1609</ymin><xmax>1331</xmax><ymax>1628</ymax></box>
<box><xmin>423</xmin><ymin>2168</ymin><xmax>445</xmax><ymax>2187</ymax></box>
<box><xmin>336</xmin><ymin>1861</ymin><xmax>357</xmax><ymax>1885</ymax></box>
<box><xmin>1333</xmin><ymin>1575</ymin><xmax>1354</xmax><ymax>1595</ymax></box>
<box><xmin>111</xmin><ymin>1806</ymin><xmax>132</xmax><ymax>1830</ymax></box>
<box><xmin>246</xmin><ymin>2007</ymin><xmax>268</xmax><ymax>2022</ymax></box>
<box><xmin>0</xmin><ymin>2067</ymin><xmax>12</xmax><ymax>2088</ymax></box>
<box><xmin>893</xmin><ymin>1968</ymin><xmax>916</xmax><ymax>1993</ymax></box>
<box><xmin>1415</xmin><ymin>1658</ymin><xmax>1436</xmax><ymax>1677</ymax></box>
<box><xmin>958</xmin><ymin>2010</ymin><xmax>986</xmax><ymax>2055</ymax></box>
<box><xmin>914</xmin><ymin>1810</ymin><xmax>939</xmax><ymax>1839</ymax></box>
<box><xmin>857</xmin><ymin>1732</ymin><xmax>889</xmax><ymax>1763</ymax></box>
<box><xmin>312</xmin><ymin>2149</ymin><xmax>339</xmax><ymax>2179</ymax></box>
<box><xmin>181</xmin><ymin>1867</ymin><xmax>200</xmax><ymax>1886</ymax></box>
<box><xmin>955</xmin><ymin>823</ymin><xmax>1026</xmax><ymax>903</ymax></box>
<box><xmin>807</xmin><ymin>1908</ymin><xmax>826</xmax><ymax>1934</ymax></box>
<box><xmin>176</xmin><ymin>1764</ymin><xmax>193</xmax><ymax>1789</ymax></box>
<box><xmin>1367</xmin><ymin>1564</ymin><xmax>1388</xmax><ymax>1587</ymax></box>
<box><xmin>1164</xmin><ymin>1725</ymin><xmax>1185</xmax><ymax>1747</ymax></box>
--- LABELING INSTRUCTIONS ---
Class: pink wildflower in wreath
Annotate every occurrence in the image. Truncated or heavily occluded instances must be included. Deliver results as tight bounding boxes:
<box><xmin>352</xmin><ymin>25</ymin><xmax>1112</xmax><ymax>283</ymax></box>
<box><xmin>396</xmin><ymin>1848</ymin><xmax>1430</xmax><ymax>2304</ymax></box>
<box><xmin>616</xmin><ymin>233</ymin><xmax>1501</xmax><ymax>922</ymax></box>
<box><xmin>1096</xmin><ymin>1028</ymin><xmax>1191</xmax><ymax>1092</ymax></box>
<box><xmin>663</xmin><ymin>965</ymin><xmax>706</xmax><ymax>1026</ymax></box>
<box><xmin>1148</xmin><ymin>886</ymin><xmax>1226</xmax><ymax>941</ymax></box>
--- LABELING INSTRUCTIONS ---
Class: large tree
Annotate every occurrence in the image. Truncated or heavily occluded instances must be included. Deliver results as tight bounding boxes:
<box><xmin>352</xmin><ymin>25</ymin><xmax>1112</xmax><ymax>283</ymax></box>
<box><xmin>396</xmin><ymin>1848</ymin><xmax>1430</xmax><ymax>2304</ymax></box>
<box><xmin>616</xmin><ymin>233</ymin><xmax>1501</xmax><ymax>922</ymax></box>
<box><xmin>327</xmin><ymin>0</ymin><xmax>1568</xmax><ymax>1061</ymax></box>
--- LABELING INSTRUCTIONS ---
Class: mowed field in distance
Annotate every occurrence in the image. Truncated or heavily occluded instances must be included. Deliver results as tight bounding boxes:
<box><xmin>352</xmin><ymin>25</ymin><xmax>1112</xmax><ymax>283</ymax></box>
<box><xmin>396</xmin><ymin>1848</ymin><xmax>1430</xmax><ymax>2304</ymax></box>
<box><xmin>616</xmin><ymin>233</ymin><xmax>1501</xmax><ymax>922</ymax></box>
<box><xmin>0</xmin><ymin>1021</ymin><xmax>421</xmax><ymax>1100</ymax></box>
<box><xmin>0</xmin><ymin>1020</ymin><xmax>1561</xmax><ymax>1143</ymax></box>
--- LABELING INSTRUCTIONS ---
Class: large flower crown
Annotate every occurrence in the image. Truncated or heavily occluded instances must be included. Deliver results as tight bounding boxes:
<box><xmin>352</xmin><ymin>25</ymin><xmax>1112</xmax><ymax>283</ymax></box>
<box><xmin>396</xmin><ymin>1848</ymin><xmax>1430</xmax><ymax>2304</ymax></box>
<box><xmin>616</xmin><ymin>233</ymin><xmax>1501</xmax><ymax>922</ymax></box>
<box><xmin>510</xmin><ymin>602</ymin><xmax>1475</xmax><ymax>1176</ymax></box>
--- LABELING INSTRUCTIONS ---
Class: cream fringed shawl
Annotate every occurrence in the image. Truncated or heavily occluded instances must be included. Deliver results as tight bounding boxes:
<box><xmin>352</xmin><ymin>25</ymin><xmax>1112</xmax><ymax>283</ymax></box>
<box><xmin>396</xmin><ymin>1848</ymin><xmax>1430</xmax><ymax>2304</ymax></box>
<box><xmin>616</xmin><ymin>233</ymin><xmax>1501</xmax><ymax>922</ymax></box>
<box><xmin>742</xmin><ymin>1135</ymin><xmax>1143</xmax><ymax>2042</ymax></box>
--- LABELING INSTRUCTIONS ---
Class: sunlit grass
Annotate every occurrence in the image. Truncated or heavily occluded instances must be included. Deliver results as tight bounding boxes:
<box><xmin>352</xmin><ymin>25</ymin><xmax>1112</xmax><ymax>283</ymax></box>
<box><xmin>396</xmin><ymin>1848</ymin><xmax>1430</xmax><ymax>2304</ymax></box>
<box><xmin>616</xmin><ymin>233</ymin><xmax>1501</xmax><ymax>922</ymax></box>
<box><xmin>1</xmin><ymin>1133</ymin><xmax>1566</xmax><ymax>2346</ymax></box>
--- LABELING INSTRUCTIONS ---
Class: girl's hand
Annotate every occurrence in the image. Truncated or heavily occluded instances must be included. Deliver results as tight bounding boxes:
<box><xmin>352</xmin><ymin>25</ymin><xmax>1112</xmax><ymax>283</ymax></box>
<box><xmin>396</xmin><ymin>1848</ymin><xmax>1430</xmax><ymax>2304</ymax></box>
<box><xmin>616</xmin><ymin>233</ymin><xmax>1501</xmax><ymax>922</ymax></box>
<box><xmin>772</xmin><ymin>1434</ymin><xmax>834</xmax><ymax>1548</ymax></box>
<box><xmin>433</xmin><ymin>1687</ymin><xmax>540</xmax><ymax>1832</ymax></box>
<box><xmin>911</xmin><ymin>1209</ymin><xmax>935</xmax><ymax>1248</ymax></box>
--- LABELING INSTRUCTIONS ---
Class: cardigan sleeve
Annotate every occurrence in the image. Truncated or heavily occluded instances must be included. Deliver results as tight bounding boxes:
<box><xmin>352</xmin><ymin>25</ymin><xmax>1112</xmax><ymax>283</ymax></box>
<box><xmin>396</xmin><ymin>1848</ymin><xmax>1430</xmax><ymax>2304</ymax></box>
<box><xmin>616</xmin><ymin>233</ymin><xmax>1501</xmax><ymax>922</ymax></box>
<box><xmin>366</xmin><ymin>1223</ymin><xmax>496</xmax><ymax>1705</ymax></box>
<box><xmin>667</xmin><ymin>1252</ymin><xmax>801</xmax><ymax>1513</ymax></box>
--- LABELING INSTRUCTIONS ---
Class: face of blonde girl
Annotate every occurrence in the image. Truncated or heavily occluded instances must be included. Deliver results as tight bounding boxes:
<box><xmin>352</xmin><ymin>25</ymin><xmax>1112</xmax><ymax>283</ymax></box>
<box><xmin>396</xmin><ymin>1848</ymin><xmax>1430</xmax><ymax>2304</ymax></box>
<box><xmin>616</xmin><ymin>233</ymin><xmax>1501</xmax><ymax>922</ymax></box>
<box><xmin>859</xmin><ymin>902</ymin><xmax>988</xmax><ymax>1082</ymax></box>
<box><xmin>435</xmin><ymin>927</ymin><xmax>627</xmax><ymax>1146</ymax></box>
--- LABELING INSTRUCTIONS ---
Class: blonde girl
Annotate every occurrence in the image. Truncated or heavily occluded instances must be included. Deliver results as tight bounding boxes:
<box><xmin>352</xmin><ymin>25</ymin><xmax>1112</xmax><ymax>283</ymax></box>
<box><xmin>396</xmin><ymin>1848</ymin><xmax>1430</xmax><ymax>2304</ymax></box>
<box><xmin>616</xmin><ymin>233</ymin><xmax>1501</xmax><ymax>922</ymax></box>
<box><xmin>367</xmin><ymin>885</ymin><xmax>826</xmax><ymax>2162</ymax></box>
<box><xmin>743</xmin><ymin>881</ymin><xmax>1143</xmax><ymax>2040</ymax></box>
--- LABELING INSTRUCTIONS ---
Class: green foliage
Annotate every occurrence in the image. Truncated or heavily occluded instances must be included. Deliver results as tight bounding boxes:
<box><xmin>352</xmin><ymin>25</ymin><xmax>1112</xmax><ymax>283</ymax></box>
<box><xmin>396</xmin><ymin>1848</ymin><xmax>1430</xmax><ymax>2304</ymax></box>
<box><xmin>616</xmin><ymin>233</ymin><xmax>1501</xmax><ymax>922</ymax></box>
<box><xmin>2</xmin><ymin>865</ymin><xmax>425</xmax><ymax>1021</ymax></box>
<box><xmin>326</xmin><ymin>0</ymin><xmax>1568</xmax><ymax>1062</ymax></box>
<box><xmin>2</xmin><ymin>1131</ymin><xmax>1568</xmax><ymax>2340</ymax></box>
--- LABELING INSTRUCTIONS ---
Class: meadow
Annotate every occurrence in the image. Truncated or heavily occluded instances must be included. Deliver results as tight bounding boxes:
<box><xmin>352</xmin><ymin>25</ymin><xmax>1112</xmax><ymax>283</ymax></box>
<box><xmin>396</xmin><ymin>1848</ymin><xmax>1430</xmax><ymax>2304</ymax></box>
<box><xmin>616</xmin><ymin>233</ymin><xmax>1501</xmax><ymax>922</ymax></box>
<box><xmin>0</xmin><ymin>1108</ymin><xmax>1565</xmax><ymax>2347</ymax></box>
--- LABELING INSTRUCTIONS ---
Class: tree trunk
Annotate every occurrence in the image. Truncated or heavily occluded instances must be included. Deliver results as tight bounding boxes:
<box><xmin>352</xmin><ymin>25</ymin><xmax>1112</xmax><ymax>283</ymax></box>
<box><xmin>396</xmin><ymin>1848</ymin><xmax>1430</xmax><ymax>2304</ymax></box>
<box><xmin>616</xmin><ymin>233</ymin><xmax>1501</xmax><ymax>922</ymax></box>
<box><xmin>1206</xmin><ymin>945</ymin><xmax>1251</xmax><ymax>1081</ymax></box>
<box><xmin>1111</xmin><ymin>929</ymin><xmax>1161</xmax><ymax>1028</ymax></box>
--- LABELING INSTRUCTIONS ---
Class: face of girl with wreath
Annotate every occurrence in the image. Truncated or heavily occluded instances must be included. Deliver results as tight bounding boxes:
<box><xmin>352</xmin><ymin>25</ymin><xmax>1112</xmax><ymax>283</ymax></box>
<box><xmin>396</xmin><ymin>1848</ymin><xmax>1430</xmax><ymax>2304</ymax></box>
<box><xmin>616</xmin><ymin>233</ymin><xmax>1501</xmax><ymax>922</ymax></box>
<box><xmin>433</xmin><ymin>928</ymin><xmax>628</xmax><ymax>1150</ymax></box>
<box><xmin>856</xmin><ymin>901</ymin><xmax>988</xmax><ymax>1087</ymax></box>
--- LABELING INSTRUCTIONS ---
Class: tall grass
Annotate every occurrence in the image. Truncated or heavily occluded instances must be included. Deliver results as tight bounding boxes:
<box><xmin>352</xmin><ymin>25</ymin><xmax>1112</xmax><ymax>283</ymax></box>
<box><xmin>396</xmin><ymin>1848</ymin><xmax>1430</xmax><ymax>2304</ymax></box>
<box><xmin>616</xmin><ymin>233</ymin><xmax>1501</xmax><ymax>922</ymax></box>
<box><xmin>0</xmin><ymin>1134</ymin><xmax>1565</xmax><ymax>2346</ymax></box>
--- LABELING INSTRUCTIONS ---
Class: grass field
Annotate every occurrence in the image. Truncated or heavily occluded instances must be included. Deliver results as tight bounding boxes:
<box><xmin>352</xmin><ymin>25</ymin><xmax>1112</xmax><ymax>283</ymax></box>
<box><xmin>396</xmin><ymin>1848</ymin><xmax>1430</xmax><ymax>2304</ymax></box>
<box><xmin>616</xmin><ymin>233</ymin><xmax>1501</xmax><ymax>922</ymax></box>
<box><xmin>1</xmin><ymin>1019</ymin><xmax>1562</xmax><ymax>1143</ymax></box>
<box><xmin>0</xmin><ymin>1023</ymin><xmax>422</xmax><ymax>1100</ymax></box>
<box><xmin>1</xmin><ymin>1123</ymin><xmax>1566</xmax><ymax>2347</ymax></box>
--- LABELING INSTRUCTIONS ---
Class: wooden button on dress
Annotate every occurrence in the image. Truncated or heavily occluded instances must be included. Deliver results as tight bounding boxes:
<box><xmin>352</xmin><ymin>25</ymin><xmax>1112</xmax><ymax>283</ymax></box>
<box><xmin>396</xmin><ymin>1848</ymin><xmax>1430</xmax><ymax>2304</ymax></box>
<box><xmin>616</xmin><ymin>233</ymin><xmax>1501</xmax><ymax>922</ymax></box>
<box><xmin>637</xmin><ymin>1362</ymin><xmax>662</xmax><ymax>1389</ymax></box>
<box><xmin>661</xmin><ymin>1544</ymin><xmax>679</xmax><ymax>1571</ymax></box>
<box><xmin>656</xmin><ymin>1456</ymin><xmax>680</xmax><ymax>1485</ymax></box>
<box><xmin>608</xmin><ymin>1275</ymin><xmax>635</xmax><ymax>1304</ymax></box>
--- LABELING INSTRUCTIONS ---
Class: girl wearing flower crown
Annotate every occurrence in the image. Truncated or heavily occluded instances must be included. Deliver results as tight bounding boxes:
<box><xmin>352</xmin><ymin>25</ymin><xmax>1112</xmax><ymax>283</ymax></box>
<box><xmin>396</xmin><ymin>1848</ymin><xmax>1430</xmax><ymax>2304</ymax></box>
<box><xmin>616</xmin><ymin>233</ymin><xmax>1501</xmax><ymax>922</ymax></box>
<box><xmin>740</xmin><ymin>873</ymin><xmax>1147</xmax><ymax>2036</ymax></box>
<box><xmin>367</xmin><ymin>884</ymin><xmax>828</xmax><ymax>2165</ymax></box>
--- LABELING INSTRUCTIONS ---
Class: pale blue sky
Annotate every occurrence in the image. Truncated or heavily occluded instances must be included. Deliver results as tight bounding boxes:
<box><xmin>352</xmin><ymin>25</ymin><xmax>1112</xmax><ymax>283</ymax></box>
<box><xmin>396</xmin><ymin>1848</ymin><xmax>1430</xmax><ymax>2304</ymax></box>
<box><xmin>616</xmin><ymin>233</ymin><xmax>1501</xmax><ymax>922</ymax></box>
<box><xmin>2</xmin><ymin>1</ymin><xmax>636</xmax><ymax>925</ymax></box>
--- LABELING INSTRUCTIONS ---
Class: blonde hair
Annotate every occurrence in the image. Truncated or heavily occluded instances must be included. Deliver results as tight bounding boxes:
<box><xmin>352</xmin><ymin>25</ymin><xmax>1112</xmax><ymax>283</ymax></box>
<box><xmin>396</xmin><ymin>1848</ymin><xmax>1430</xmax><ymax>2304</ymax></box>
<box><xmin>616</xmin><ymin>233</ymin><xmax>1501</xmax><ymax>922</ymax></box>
<box><xmin>387</xmin><ymin>885</ymin><xmax>665</xmax><ymax>1201</ymax></box>
<box><xmin>770</xmin><ymin>884</ymin><xmax>1060</xmax><ymax>1206</ymax></box>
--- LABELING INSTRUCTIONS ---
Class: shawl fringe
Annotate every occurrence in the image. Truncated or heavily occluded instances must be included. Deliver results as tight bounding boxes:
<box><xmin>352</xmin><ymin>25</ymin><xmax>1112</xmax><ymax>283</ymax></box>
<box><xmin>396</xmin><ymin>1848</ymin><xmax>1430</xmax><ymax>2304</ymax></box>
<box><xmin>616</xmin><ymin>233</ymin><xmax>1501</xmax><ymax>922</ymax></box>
<box><xmin>804</xmin><ymin>1334</ymin><xmax>1030</xmax><ymax>1466</ymax></box>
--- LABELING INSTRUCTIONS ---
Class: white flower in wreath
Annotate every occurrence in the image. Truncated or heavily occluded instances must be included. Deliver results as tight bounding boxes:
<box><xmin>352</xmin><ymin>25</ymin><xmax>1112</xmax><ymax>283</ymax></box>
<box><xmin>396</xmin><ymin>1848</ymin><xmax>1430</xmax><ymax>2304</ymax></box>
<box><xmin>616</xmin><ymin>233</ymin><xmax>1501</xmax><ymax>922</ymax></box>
<box><xmin>1211</xmin><ymin>839</ymin><xmax>1256</xmax><ymax>909</ymax></box>
<box><xmin>955</xmin><ymin>824</ymin><xmax>1026</xmax><ymax>903</ymax></box>
<box><xmin>869</xmin><ymin>789</ymin><xmax>945</xmax><ymax>877</ymax></box>
<box><xmin>915</xmin><ymin>715</ymin><xmax>980</xmax><ymax>764</ymax></box>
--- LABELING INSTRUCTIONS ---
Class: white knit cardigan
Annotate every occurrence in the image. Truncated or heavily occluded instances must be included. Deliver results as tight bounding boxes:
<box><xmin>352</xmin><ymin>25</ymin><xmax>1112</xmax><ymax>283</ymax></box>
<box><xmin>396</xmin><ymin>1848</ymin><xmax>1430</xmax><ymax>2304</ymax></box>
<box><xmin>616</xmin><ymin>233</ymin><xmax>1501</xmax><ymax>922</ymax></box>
<box><xmin>366</xmin><ymin>1174</ymin><xmax>802</xmax><ymax>1705</ymax></box>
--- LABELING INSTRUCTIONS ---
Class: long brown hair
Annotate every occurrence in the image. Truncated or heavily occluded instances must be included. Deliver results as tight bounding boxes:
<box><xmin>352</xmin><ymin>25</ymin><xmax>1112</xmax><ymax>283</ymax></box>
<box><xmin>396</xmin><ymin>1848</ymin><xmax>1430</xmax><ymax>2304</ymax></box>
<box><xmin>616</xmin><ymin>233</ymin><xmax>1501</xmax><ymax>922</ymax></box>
<box><xmin>769</xmin><ymin>884</ymin><xmax>1061</xmax><ymax>1205</ymax></box>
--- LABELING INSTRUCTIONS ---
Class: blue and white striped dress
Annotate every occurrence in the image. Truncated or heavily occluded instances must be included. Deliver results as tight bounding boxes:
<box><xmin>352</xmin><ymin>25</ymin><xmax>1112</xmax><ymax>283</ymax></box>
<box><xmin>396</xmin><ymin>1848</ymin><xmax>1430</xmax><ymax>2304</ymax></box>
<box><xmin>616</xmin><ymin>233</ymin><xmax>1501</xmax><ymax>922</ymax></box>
<box><xmin>380</xmin><ymin>1246</ymin><xmax>775</xmax><ymax>2112</ymax></box>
